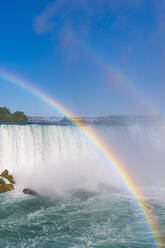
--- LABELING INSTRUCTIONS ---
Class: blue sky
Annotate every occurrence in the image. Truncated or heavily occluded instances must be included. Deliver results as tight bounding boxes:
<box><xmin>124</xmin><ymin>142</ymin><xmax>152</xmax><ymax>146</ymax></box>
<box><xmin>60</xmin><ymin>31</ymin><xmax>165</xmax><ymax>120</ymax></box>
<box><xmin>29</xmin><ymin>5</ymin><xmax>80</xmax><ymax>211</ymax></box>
<box><xmin>0</xmin><ymin>0</ymin><xmax>165</xmax><ymax>116</ymax></box>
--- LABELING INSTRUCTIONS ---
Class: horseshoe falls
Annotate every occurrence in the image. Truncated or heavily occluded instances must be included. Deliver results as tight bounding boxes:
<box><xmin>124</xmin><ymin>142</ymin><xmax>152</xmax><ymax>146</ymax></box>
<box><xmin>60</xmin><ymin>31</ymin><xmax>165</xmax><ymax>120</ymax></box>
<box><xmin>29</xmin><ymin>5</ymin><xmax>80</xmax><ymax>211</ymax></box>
<box><xmin>0</xmin><ymin>122</ymin><xmax>165</xmax><ymax>248</ymax></box>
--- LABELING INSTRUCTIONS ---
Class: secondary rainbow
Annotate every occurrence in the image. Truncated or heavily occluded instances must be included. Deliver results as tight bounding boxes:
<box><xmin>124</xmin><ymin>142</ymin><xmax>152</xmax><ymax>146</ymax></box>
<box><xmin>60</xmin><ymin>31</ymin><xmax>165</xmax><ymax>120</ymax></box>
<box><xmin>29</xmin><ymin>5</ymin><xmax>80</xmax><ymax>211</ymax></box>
<box><xmin>0</xmin><ymin>69</ymin><xmax>164</xmax><ymax>247</ymax></box>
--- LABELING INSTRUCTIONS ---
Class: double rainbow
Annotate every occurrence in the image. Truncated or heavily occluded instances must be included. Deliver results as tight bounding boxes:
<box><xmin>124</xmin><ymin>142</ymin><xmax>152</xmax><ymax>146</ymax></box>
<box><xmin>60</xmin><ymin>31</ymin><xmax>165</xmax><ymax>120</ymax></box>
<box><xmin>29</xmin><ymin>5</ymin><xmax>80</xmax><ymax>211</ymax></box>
<box><xmin>0</xmin><ymin>69</ymin><xmax>164</xmax><ymax>247</ymax></box>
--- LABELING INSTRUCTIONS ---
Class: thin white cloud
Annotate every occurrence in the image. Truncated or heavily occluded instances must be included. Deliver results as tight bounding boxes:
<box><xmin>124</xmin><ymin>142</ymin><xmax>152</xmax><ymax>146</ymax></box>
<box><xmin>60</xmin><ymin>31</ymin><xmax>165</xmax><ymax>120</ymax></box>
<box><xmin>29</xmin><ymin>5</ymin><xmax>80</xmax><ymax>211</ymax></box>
<box><xmin>33</xmin><ymin>0</ymin><xmax>143</xmax><ymax>36</ymax></box>
<box><xmin>34</xmin><ymin>0</ymin><xmax>66</xmax><ymax>34</ymax></box>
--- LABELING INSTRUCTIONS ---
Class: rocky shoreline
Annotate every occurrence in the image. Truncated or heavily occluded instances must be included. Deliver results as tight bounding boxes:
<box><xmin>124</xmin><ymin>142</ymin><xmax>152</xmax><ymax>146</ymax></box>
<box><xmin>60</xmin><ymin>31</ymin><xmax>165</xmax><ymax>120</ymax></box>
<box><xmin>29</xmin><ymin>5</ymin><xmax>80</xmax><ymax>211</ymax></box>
<box><xmin>0</xmin><ymin>169</ymin><xmax>37</xmax><ymax>195</ymax></box>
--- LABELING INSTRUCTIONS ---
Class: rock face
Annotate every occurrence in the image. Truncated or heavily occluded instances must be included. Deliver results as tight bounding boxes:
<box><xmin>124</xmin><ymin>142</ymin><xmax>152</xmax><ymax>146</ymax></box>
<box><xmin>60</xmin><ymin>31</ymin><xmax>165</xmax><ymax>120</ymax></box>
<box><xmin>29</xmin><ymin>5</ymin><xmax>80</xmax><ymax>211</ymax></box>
<box><xmin>0</xmin><ymin>184</ymin><xmax>14</xmax><ymax>192</ymax></box>
<box><xmin>0</xmin><ymin>178</ymin><xmax>5</xmax><ymax>185</ymax></box>
<box><xmin>5</xmin><ymin>175</ymin><xmax>14</xmax><ymax>184</ymax></box>
<box><xmin>1</xmin><ymin>169</ymin><xmax>9</xmax><ymax>178</ymax></box>
<box><xmin>0</xmin><ymin>169</ymin><xmax>15</xmax><ymax>193</ymax></box>
<box><xmin>0</xmin><ymin>169</ymin><xmax>38</xmax><ymax>195</ymax></box>
<box><xmin>23</xmin><ymin>188</ymin><xmax>38</xmax><ymax>196</ymax></box>
<box><xmin>0</xmin><ymin>169</ymin><xmax>14</xmax><ymax>183</ymax></box>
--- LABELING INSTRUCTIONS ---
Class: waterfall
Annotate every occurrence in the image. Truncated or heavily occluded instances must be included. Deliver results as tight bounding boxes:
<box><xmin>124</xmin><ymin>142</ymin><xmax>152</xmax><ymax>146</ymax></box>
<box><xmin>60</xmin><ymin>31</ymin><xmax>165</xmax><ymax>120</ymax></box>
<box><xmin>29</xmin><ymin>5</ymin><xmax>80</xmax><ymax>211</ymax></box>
<box><xmin>0</xmin><ymin>125</ymin><xmax>114</xmax><ymax>194</ymax></box>
<box><xmin>0</xmin><ymin>123</ymin><xmax>165</xmax><ymax>195</ymax></box>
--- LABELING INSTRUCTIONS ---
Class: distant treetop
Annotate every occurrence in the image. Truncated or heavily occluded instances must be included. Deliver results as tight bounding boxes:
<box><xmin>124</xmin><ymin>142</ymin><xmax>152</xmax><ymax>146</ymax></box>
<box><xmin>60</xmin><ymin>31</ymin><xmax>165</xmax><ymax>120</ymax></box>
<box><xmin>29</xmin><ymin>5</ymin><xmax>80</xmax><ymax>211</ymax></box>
<box><xmin>0</xmin><ymin>107</ymin><xmax>28</xmax><ymax>122</ymax></box>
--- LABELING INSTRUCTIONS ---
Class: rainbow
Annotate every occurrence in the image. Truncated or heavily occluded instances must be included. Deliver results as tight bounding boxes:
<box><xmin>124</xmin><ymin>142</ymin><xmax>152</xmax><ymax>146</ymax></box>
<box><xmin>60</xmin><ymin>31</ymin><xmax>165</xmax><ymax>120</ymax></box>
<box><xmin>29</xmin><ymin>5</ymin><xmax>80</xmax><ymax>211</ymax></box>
<box><xmin>77</xmin><ymin>37</ymin><xmax>160</xmax><ymax>116</ymax></box>
<box><xmin>0</xmin><ymin>69</ymin><xmax>164</xmax><ymax>247</ymax></box>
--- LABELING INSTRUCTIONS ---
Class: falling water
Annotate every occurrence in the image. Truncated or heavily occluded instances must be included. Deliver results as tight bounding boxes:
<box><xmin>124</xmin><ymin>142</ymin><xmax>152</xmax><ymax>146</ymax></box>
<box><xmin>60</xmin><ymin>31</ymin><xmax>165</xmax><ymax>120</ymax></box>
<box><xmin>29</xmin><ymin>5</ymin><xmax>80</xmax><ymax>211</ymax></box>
<box><xmin>0</xmin><ymin>123</ymin><xmax>165</xmax><ymax>247</ymax></box>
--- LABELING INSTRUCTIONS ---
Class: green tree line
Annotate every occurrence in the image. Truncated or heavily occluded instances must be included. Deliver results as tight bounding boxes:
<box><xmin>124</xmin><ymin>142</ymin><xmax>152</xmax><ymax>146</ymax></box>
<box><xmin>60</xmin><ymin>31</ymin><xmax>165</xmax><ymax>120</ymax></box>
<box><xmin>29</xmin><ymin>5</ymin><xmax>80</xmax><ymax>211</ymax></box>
<box><xmin>0</xmin><ymin>107</ymin><xmax>28</xmax><ymax>122</ymax></box>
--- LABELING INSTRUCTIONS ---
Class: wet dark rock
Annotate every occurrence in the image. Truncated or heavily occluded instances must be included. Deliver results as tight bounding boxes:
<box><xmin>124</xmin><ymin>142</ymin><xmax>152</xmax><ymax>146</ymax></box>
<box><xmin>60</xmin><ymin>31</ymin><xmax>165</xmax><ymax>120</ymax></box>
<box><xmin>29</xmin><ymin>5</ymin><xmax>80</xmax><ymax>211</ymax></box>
<box><xmin>23</xmin><ymin>188</ymin><xmax>38</xmax><ymax>196</ymax></box>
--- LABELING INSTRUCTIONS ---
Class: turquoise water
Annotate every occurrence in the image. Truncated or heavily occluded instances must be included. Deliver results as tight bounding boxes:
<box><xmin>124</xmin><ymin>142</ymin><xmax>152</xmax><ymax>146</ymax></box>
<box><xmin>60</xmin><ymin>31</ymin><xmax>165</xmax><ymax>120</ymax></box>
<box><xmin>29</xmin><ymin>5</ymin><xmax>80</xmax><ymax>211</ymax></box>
<box><xmin>0</xmin><ymin>123</ymin><xmax>165</xmax><ymax>247</ymax></box>
<box><xmin>0</xmin><ymin>189</ymin><xmax>164</xmax><ymax>248</ymax></box>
